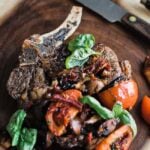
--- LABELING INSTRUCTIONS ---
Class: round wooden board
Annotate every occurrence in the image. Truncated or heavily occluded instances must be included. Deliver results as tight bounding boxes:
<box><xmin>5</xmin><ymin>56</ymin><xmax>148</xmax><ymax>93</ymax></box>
<box><xmin>0</xmin><ymin>0</ymin><xmax>149</xmax><ymax>149</ymax></box>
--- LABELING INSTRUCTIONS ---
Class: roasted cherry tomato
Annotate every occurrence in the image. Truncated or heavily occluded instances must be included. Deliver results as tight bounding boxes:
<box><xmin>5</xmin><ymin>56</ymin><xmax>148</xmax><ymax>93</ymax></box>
<box><xmin>96</xmin><ymin>125</ymin><xmax>133</xmax><ymax>150</ymax></box>
<box><xmin>62</xmin><ymin>89</ymin><xmax>82</xmax><ymax>101</ymax></box>
<box><xmin>141</xmin><ymin>95</ymin><xmax>150</xmax><ymax>125</ymax></box>
<box><xmin>45</xmin><ymin>89</ymin><xmax>82</xmax><ymax>136</ymax></box>
<box><xmin>98</xmin><ymin>79</ymin><xmax>138</xmax><ymax>109</ymax></box>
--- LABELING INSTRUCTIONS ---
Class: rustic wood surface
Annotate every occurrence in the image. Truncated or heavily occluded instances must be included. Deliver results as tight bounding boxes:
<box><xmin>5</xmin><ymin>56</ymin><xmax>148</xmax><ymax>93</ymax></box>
<box><xmin>0</xmin><ymin>0</ymin><xmax>24</xmax><ymax>25</ymax></box>
<box><xmin>0</xmin><ymin>0</ymin><xmax>149</xmax><ymax>149</ymax></box>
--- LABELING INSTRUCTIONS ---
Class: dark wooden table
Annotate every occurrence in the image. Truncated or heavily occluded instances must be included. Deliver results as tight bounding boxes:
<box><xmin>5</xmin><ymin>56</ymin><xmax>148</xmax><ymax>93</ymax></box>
<box><xmin>0</xmin><ymin>0</ymin><xmax>149</xmax><ymax>149</ymax></box>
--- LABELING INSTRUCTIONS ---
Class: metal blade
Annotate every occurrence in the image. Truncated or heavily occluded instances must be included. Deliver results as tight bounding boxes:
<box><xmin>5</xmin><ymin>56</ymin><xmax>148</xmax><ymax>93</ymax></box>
<box><xmin>75</xmin><ymin>0</ymin><xmax>127</xmax><ymax>23</ymax></box>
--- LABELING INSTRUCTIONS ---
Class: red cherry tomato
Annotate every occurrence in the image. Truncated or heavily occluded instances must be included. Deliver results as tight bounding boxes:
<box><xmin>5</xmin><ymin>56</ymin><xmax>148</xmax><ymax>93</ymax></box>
<box><xmin>98</xmin><ymin>79</ymin><xmax>138</xmax><ymax>109</ymax></box>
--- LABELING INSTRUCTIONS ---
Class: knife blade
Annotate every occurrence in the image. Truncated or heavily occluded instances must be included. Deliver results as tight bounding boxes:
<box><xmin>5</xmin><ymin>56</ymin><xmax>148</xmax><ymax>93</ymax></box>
<box><xmin>75</xmin><ymin>0</ymin><xmax>150</xmax><ymax>40</ymax></box>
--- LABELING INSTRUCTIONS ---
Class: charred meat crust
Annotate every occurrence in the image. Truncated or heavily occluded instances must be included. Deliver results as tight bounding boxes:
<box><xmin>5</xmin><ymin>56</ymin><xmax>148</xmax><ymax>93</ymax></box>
<box><xmin>7</xmin><ymin>65</ymin><xmax>35</xmax><ymax>100</ymax></box>
<box><xmin>93</xmin><ymin>43</ymin><xmax>122</xmax><ymax>83</ymax></box>
<box><xmin>7</xmin><ymin>43</ymin><xmax>68</xmax><ymax>102</ymax></box>
<box><xmin>20</xmin><ymin>39</ymin><xmax>69</xmax><ymax>76</ymax></box>
<box><xmin>97</xmin><ymin>118</ymin><xmax>120</xmax><ymax>137</ymax></box>
<box><xmin>7</xmin><ymin>65</ymin><xmax>49</xmax><ymax>104</ymax></box>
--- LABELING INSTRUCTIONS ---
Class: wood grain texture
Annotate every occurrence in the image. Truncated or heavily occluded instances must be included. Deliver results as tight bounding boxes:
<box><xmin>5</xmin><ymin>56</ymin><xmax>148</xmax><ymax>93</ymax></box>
<box><xmin>0</xmin><ymin>0</ymin><xmax>149</xmax><ymax>149</ymax></box>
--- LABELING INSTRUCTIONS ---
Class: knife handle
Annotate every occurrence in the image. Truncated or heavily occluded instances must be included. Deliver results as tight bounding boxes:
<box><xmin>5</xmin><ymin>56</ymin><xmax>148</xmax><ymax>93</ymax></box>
<box><xmin>121</xmin><ymin>13</ymin><xmax>150</xmax><ymax>40</ymax></box>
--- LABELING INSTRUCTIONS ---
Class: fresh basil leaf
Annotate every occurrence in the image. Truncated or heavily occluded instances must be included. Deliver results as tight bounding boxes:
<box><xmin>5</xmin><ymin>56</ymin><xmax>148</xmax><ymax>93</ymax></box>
<box><xmin>119</xmin><ymin>110</ymin><xmax>137</xmax><ymax>137</ymax></box>
<box><xmin>68</xmin><ymin>34</ymin><xmax>95</xmax><ymax>52</ymax></box>
<box><xmin>18</xmin><ymin>128</ymin><xmax>37</xmax><ymax>150</ymax></box>
<box><xmin>113</xmin><ymin>102</ymin><xmax>137</xmax><ymax>137</ymax></box>
<box><xmin>65</xmin><ymin>47</ymin><xmax>100</xmax><ymax>69</ymax></box>
<box><xmin>112</xmin><ymin>102</ymin><xmax>123</xmax><ymax>118</ymax></box>
<box><xmin>81</xmin><ymin>96</ymin><xmax>114</xmax><ymax>120</ymax></box>
<box><xmin>65</xmin><ymin>55</ymin><xmax>89</xmax><ymax>69</ymax></box>
<box><xmin>6</xmin><ymin>109</ymin><xmax>26</xmax><ymax>146</ymax></box>
<box><xmin>73</xmin><ymin>47</ymin><xmax>99</xmax><ymax>59</ymax></box>
<box><xmin>81</xmin><ymin>96</ymin><xmax>137</xmax><ymax>137</ymax></box>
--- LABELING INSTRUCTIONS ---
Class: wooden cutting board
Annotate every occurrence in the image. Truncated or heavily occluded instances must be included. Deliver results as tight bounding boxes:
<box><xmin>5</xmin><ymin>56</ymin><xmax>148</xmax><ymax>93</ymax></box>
<box><xmin>0</xmin><ymin>0</ymin><xmax>149</xmax><ymax>150</ymax></box>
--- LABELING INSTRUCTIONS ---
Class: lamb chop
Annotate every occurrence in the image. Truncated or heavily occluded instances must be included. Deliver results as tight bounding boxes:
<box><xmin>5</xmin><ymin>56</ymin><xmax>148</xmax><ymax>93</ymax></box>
<box><xmin>7</xmin><ymin>6</ymin><xmax>82</xmax><ymax>104</ymax></box>
<box><xmin>93</xmin><ymin>43</ymin><xmax>132</xmax><ymax>82</ymax></box>
<box><xmin>19</xmin><ymin>6</ymin><xmax>82</xmax><ymax>72</ymax></box>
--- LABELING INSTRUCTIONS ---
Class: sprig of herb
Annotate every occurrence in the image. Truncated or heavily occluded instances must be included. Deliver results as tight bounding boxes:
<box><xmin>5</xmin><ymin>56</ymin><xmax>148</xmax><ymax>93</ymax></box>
<box><xmin>6</xmin><ymin>109</ymin><xmax>37</xmax><ymax>150</ymax></box>
<box><xmin>81</xmin><ymin>96</ymin><xmax>137</xmax><ymax>137</ymax></box>
<box><xmin>65</xmin><ymin>34</ymin><xmax>100</xmax><ymax>69</ymax></box>
<box><xmin>6</xmin><ymin>109</ymin><xmax>26</xmax><ymax>146</ymax></box>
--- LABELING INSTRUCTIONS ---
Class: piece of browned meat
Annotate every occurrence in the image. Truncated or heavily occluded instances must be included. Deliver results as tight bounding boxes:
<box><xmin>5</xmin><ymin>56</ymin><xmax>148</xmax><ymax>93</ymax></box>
<box><xmin>20</xmin><ymin>36</ymin><xmax>69</xmax><ymax>77</ymax></box>
<box><xmin>87</xmin><ymin>118</ymin><xmax>119</xmax><ymax>150</ymax></box>
<box><xmin>120</xmin><ymin>60</ymin><xmax>132</xmax><ymax>79</ymax></box>
<box><xmin>143</xmin><ymin>56</ymin><xmax>150</xmax><ymax>84</ymax></box>
<box><xmin>19</xmin><ymin>6</ymin><xmax>82</xmax><ymax>76</ymax></box>
<box><xmin>97</xmin><ymin>118</ymin><xmax>120</xmax><ymax>137</ymax></box>
<box><xmin>7</xmin><ymin>6</ymin><xmax>82</xmax><ymax>103</ymax></box>
<box><xmin>56</xmin><ymin>43</ymin><xmax>132</xmax><ymax>95</ymax></box>
<box><xmin>93</xmin><ymin>43</ymin><xmax>132</xmax><ymax>82</ymax></box>
<box><xmin>7</xmin><ymin>66</ymin><xmax>35</xmax><ymax>100</ymax></box>
<box><xmin>7</xmin><ymin>42</ymin><xmax>71</xmax><ymax>104</ymax></box>
<box><xmin>29</xmin><ymin>67</ymin><xmax>49</xmax><ymax>101</ymax></box>
<box><xmin>7</xmin><ymin>65</ymin><xmax>48</xmax><ymax>105</ymax></box>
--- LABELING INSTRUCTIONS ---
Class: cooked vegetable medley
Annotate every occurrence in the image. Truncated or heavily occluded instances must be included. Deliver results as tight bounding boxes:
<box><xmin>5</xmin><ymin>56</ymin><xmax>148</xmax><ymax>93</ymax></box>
<box><xmin>4</xmin><ymin>33</ymin><xmax>138</xmax><ymax>150</ymax></box>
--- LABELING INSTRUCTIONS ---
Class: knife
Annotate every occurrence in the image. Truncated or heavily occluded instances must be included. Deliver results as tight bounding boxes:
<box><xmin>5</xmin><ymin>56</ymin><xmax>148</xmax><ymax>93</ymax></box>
<box><xmin>75</xmin><ymin>0</ymin><xmax>150</xmax><ymax>40</ymax></box>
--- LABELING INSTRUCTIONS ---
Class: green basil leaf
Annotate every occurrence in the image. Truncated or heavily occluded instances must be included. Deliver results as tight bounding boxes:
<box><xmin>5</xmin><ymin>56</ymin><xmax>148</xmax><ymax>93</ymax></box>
<box><xmin>119</xmin><ymin>110</ymin><xmax>137</xmax><ymax>137</ymax></box>
<box><xmin>18</xmin><ymin>128</ymin><xmax>37</xmax><ymax>150</ymax></box>
<box><xmin>65</xmin><ymin>47</ymin><xmax>100</xmax><ymax>69</ymax></box>
<box><xmin>65</xmin><ymin>55</ymin><xmax>89</xmax><ymax>69</ymax></box>
<box><xmin>68</xmin><ymin>34</ymin><xmax>95</xmax><ymax>52</ymax></box>
<box><xmin>81</xmin><ymin>96</ymin><xmax>114</xmax><ymax>120</ymax></box>
<box><xmin>6</xmin><ymin>109</ymin><xmax>26</xmax><ymax>146</ymax></box>
<box><xmin>73</xmin><ymin>47</ymin><xmax>99</xmax><ymax>59</ymax></box>
<box><xmin>112</xmin><ymin>102</ymin><xmax>124</xmax><ymax>118</ymax></box>
<box><xmin>112</xmin><ymin>102</ymin><xmax>137</xmax><ymax>137</ymax></box>
<box><xmin>81</xmin><ymin>96</ymin><xmax>137</xmax><ymax>137</ymax></box>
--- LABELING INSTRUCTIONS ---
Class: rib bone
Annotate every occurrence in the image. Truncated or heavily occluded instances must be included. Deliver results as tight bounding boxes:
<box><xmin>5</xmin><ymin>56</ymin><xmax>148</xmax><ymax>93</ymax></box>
<box><xmin>20</xmin><ymin>6</ymin><xmax>82</xmax><ymax>68</ymax></box>
<box><xmin>39</xmin><ymin>6</ymin><xmax>82</xmax><ymax>45</ymax></box>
